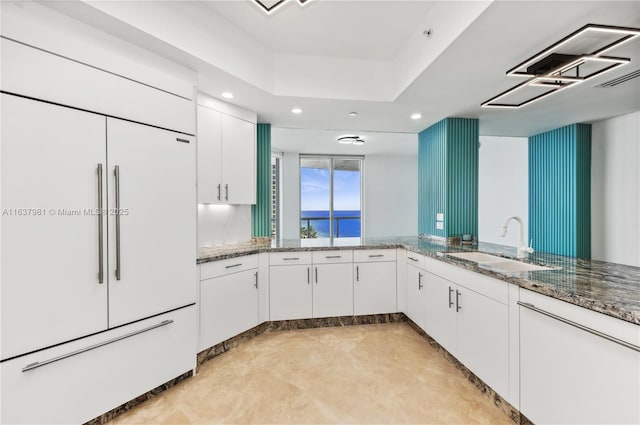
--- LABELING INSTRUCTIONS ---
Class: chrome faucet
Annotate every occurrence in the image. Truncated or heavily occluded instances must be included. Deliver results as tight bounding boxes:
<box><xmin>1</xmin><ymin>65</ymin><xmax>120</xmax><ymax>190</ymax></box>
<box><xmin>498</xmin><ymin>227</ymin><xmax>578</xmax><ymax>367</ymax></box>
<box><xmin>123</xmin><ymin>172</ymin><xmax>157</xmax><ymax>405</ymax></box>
<box><xmin>501</xmin><ymin>215</ymin><xmax>534</xmax><ymax>259</ymax></box>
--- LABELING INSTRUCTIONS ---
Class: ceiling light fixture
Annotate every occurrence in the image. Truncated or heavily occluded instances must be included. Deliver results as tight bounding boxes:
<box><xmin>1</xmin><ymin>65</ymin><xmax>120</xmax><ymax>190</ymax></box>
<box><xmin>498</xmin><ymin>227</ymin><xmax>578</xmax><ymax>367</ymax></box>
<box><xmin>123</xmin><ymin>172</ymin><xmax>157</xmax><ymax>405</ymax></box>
<box><xmin>349</xmin><ymin>112</ymin><xmax>358</xmax><ymax>117</ymax></box>
<box><xmin>482</xmin><ymin>23</ymin><xmax>640</xmax><ymax>108</ymax></box>
<box><xmin>411</xmin><ymin>113</ymin><xmax>422</xmax><ymax>120</ymax></box>
<box><xmin>337</xmin><ymin>135</ymin><xmax>365</xmax><ymax>145</ymax></box>
<box><xmin>291</xmin><ymin>108</ymin><xmax>302</xmax><ymax>114</ymax></box>
<box><xmin>221</xmin><ymin>92</ymin><xmax>234</xmax><ymax>99</ymax></box>
<box><xmin>253</xmin><ymin>0</ymin><xmax>312</xmax><ymax>14</ymax></box>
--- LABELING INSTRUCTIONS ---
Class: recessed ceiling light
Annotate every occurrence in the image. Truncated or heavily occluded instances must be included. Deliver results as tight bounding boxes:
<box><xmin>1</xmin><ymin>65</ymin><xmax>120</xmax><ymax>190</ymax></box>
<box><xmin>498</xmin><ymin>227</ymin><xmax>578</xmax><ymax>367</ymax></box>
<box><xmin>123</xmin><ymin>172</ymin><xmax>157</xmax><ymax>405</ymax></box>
<box><xmin>221</xmin><ymin>92</ymin><xmax>234</xmax><ymax>99</ymax></box>
<box><xmin>411</xmin><ymin>113</ymin><xmax>422</xmax><ymax>120</ymax></box>
<box><xmin>292</xmin><ymin>108</ymin><xmax>303</xmax><ymax>114</ymax></box>
<box><xmin>349</xmin><ymin>112</ymin><xmax>358</xmax><ymax>117</ymax></box>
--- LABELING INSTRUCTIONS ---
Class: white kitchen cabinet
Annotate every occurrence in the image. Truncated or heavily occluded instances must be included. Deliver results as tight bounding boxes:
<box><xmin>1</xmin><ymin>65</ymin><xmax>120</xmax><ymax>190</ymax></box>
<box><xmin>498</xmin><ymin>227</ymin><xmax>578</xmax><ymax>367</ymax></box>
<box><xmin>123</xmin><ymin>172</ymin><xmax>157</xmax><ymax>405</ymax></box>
<box><xmin>269</xmin><ymin>264</ymin><xmax>313</xmax><ymax>320</ymax></box>
<box><xmin>200</xmin><ymin>267</ymin><xmax>259</xmax><ymax>351</ymax></box>
<box><xmin>197</xmin><ymin>104</ymin><xmax>256</xmax><ymax>205</ymax></box>
<box><xmin>107</xmin><ymin>118</ymin><xmax>196</xmax><ymax>327</ymax></box>
<box><xmin>313</xmin><ymin>263</ymin><xmax>354</xmax><ymax>318</ymax></box>
<box><xmin>520</xmin><ymin>289</ymin><xmax>640</xmax><ymax>425</ymax></box>
<box><xmin>423</xmin><ymin>272</ymin><xmax>457</xmax><ymax>354</ymax></box>
<box><xmin>353</xmin><ymin>249</ymin><xmax>397</xmax><ymax>315</ymax></box>
<box><xmin>1</xmin><ymin>94</ymin><xmax>108</xmax><ymax>360</ymax></box>
<box><xmin>406</xmin><ymin>263</ymin><xmax>427</xmax><ymax>330</ymax></box>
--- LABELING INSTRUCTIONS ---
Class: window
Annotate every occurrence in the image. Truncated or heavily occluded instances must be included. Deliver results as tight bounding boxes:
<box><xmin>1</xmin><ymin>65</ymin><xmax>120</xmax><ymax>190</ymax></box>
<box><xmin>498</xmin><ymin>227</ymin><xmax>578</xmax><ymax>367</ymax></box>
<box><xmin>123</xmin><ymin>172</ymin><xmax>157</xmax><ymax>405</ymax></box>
<box><xmin>300</xmin><ymin>156</ymin><xmax>363</xmax><ymax>241</ymax></box>
<box><xmin>271</xmin><ymin>153</ymin><xmax>282</xmax><ymax>240</ymax></box>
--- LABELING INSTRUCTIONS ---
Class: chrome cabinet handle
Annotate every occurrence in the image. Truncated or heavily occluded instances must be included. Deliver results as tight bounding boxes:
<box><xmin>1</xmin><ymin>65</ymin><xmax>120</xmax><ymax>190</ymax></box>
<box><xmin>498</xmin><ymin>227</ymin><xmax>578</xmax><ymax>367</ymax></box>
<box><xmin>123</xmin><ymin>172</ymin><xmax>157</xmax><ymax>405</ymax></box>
<box><xmin>325</xmin><ymin>255</ymin><xmax>342</xmax><ymax>259</ymax></box>
<box><xmin>114</xmin><ymin>165</ymin><xmax>121</xmax><ymax>281</ymax></box>
<box><xmin>456</xmin><ymin>290</ymin><xmax>462</xmax><ymax>312</ymax></box>
<box><xmin>283</xmin><ymin>257</ymin><xmax>300</xmax><ymax>261</ymax></box>
<box><xmin>315</xmin><ymin>267</ymin><xmax>318</xmax><ymax>284</ymax></box>
<box><xmin>418</xmin><ymin>272</ymin><xmax>423</xmax><ymax>289</ymax></box>
<box><xmin>408</xmin><ymin>257</ymin><xmax>419</xmax><ymax>262</ymax></box>
<box><xmin>22</xmin><ymin>320</ymin><xmax>174</xmax><ymax>372</ymax></box>
<box><xmin>254</xmin><ymin>272</ymin><xmax>258</xmax><ymax>289</ymax></box>
<box><xmin>217</xmin><ymin>184</ymin><xmax>221</xmax><ymax>201</ymax></box>
<box><xmin>307</xmin><ymin>267</ymin><xmax>310</xmax><ymax>284</ymax></box>
<box><xmin>97</xmin><ymin>164</ymin><xmax>104</xmax><ymax>284</ymax></box>
<box><xmin>448</xmin><ymin>286</ymin><xmax>454</xmax><ymax>308</ymax></box>
<box><xmin>518</xmin><ymin>302</ymin><xmax>640</xmax><ymax>352</ymax></box>
<box><xmin>356</xmin><ymin>265</ymin><xmax>359</xmax><ymax>282</ymax></box>
<box><xmin>225</xmin><ymin>263</ymin><xmax>242</xmax><ymax>269</ymax></box>
<box><xmin>369</xmin><ymin>254</ymin><xmax>384</xmax><ymax>258</ymax></box>
<box><xmin>225</xmin><ymin>184</ymin><xmax>229</xmax><ymax>201</ymax></box>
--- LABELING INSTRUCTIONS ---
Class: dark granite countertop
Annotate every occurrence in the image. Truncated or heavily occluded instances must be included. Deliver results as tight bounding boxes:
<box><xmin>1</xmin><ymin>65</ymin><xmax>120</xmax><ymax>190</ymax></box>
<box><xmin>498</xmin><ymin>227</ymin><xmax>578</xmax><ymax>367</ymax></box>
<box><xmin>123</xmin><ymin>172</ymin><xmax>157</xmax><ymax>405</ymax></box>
<box><xmin>198</xmin><ymin>237</ymin><xmax>640</xmax><ymax>325</ymax></box>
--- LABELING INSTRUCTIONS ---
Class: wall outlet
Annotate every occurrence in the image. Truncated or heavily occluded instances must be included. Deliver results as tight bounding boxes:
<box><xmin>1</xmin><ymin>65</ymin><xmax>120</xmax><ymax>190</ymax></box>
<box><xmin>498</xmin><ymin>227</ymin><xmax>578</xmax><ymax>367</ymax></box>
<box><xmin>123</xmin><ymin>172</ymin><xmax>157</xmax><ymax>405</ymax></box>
<box><xmin>436</xmin><ymin>221</ymin><xmax>444</xmax><ymax>230</ymax></box>
<box><xmin>436</xmin><ymin>213</ymin><xmax>444</xmax><ymax>221</ymax></box>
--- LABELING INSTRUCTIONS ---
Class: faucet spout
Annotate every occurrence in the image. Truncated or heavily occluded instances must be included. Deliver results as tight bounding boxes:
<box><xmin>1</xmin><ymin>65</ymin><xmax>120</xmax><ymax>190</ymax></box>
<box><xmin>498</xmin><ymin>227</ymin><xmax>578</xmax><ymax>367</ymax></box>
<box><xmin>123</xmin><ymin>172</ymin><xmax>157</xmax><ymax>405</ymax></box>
<box><xmin>500</xmin><ymin>215</ymin><xmax>532</xmax><ymax>258</ymax></box>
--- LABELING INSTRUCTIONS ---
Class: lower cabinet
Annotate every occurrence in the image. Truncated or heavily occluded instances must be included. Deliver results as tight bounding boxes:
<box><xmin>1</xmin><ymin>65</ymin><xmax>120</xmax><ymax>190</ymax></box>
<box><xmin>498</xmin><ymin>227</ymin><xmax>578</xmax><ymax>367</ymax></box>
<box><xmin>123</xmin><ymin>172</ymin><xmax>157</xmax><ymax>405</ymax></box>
<box><xmin>199</xmin><ymin>256</ymin><xmax>259</xmax><ymax>351</ymax></box>
<box><xmin>354</xmin><ymin>261</ymin><xmax>396</xmax><ymax>315</ymax></box>
<box><xmin>422</xmin><ymin>258</ymin><xmax>509</xmax><ymax>398</ymax></box>
<box><xmin>269</xmin><ymin>264</ymin><xmax>312</xmax><ymax>320</ymax></box>
<box><xmin>406</xmin><ymin>261</ymin><xmax>427</xmax><ymax>330</ymax></box>
<box><xmin>0</xmin><ymin>306</ymin><xmax>196</xmax><ymax>425</ymax></box>
<box><xmin>520</xmin><ymin>289</ymin><xmax>640</xmax><ymax>425</ymax></box>
<box><xmin>313</xmin><ymin>263</ymin><xmax>353</xmax><ymax>318</ymax></box>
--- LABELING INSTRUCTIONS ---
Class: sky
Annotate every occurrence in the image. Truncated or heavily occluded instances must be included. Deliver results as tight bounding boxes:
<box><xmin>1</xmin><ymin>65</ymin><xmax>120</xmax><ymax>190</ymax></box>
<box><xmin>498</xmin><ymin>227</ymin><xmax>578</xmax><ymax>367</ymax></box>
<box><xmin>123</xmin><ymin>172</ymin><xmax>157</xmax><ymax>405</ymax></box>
<box><xmin>300</xmin><ymin>167</ymin><xmax>361</xmax><ymax>211</ymax></box>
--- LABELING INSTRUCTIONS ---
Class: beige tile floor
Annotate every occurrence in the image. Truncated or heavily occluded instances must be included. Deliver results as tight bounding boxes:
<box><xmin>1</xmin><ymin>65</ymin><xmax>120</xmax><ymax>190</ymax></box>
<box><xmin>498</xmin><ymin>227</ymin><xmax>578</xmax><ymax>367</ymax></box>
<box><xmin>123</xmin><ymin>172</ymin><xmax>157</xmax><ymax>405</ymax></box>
<box><xmin>110</xmin><ymin>323</ymin><xmax>513</xmax><ymax>425</ymax></box>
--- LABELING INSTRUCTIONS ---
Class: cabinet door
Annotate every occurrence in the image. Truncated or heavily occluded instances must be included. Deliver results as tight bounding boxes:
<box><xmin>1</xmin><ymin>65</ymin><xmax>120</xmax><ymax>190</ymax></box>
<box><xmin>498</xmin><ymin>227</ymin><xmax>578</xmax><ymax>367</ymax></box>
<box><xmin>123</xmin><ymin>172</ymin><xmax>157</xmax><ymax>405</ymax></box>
<box><xmin>406</xmin><ymin>264</ymin><xmax>426</xmax><ymax>331</ymax></box>
<box><xmin>269</xmin><ymin>265</ymin><xmax>312</xmax><ymax>320</ymax></box>
<box><xmin>354</xmin><ymin>262</ymin><xmax>396</xmax><ymax>315</ymax></box>
<box><xmin>196</xmin><ymin>105</ymin><xmax>222</xmax><ymax>204</ymax></box>
<box><xmin>313</xmin><ymin>263</ymin><xmax>353</xmax><ymax>318</ymax></box>
<box><xmin>520</xmin><ymin>305</ymin><xmax>640</xmax><ymax>425</ymax></box>
<box><xmin>1</xmin><ymin>94</ymin><xmax>108</xmax><ymax>359</ymax></box>
<box><xmin>200</xmin><ymin>269</ymin><xmax>259</xmax><ymax>350</ymax></box>
<box><xmin>456</xmin><ymin>287</ymin><xmax>508</xmax><ymax>397</ymax></box>
<box><xmin>107</xmin><ymin>119</ymin><xmax>196</xmax><ymax>327</ymax></box>
<box><xmin>220</xmin><ymin>114</ymin><xmax>255</xmax><ymax>204</ymax></box>
<box><xmin>423</xmin><ymin>272</ymin><xmax>456</xmax><ymax>354</ymax></box>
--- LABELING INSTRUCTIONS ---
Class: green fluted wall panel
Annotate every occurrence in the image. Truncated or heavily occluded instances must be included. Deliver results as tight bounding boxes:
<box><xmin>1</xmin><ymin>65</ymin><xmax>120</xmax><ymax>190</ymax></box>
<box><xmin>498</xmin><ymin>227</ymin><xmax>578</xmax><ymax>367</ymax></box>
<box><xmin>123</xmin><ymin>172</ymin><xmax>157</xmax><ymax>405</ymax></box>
<box><xmin>529</xmin><ymin>123</ymin><xmax>591</xmax><ymax>258</ymax></box>
<box><xmin>446</xmin><ymin>118</ymin><xmax>479</xmax><ymax>237</ymax></box>
<box><xmin>418</xmin><ymin>118</ymin><xmax>478</xmax><ymax>238</ymax></box>
<box><xmin>418</xmin><ymin>119</ymin><xmax>447</xmax><ymax>237</ymax></box>
<box><xmin>252</xmin><ymin>123</ymin><xmax>271</xmax><ymax>238</ymax></box>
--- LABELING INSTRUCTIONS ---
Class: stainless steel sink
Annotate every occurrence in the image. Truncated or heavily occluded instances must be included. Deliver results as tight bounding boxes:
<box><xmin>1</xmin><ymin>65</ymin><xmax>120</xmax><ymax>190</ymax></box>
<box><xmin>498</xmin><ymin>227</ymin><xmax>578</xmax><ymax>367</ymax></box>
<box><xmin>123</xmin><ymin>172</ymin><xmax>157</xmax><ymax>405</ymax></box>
<box><xmin>446</xmin><ymin>252</ymin><xmax>552</xmax><ymax>273</ymax></box>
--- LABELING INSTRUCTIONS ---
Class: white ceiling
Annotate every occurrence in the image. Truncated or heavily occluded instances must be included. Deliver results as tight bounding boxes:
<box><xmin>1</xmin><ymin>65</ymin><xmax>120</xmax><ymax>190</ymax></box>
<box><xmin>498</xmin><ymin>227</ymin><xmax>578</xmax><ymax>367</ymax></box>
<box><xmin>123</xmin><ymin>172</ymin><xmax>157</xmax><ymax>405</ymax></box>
<box><xmin>205</xmin><ymin>0</ymin><xmax>434</xmax><ymax>61</ymax></box>
<box><xmin>44</xmin><ymin>0</ymin><xmax>640</xmax><ymax>148</ymax></box>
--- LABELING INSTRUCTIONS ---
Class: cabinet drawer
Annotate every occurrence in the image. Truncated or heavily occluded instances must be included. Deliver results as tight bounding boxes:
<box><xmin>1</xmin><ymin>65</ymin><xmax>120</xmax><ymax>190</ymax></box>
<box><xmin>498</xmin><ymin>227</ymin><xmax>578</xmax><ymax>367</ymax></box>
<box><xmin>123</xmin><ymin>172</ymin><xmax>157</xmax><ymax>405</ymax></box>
<box><xmin>1</xmin><ymin>306</ymin><xmax>196</xmax><ymax>425</ymax></box>
<box><xmin>353</xmin><ymin>248</ymin><xmax>397</xmax><ymax>263</ymax></box>
<box><xmin>405</xmin><ymin>251</ymin><xmax>425</xmax><ymax>269</ymax></box>
<box><xmin>312</xmin><ymin>250</ymin><xmax>353</xmax><ymax>264</ymax></box>
<box><xmin>269</xmin><ymin>251</ymin><xmax>313</xmax><ymax>266</ymax></box>
<box><xmin>200</xmin><ymin>255</ymin><xmax>258</xmax><ymax>280</ymax></box>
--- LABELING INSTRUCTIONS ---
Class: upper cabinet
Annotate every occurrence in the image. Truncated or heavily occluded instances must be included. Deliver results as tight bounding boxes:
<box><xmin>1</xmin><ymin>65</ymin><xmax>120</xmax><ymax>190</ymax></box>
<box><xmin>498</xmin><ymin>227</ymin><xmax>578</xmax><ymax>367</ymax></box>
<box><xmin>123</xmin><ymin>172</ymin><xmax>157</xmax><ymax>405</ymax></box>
<box><xmin>197</xmin><ymin>96</ymin><xmax>256</xmax><ymax>205</ymax></box>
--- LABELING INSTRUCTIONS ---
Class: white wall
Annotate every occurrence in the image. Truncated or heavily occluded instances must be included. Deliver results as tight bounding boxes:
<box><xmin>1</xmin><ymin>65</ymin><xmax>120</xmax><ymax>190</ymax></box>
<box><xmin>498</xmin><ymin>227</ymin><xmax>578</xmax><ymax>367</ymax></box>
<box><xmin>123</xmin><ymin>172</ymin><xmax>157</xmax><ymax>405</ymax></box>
<box><xmin>364</xmin><ymin>155</ymin><xmax>417</xmax><ymax>237</ymax></box>
<box><xmin>279</xmin><ymin>152</ymin><xmax>417</xmax><ymax>239</ymax></box>
<box><xmin>197</xmin><ymin>205</ymin><xmax>251</xmax><ymax>247</ymax></box>
<box><xmin>591</xmin><ymin>111</ymin><xmax>640</xmax><ymax>267</ymax></box>
<box><xmin>478</xmin><ymin>136</ymin><xmax>529</xmax><ymax>247</ymax></box>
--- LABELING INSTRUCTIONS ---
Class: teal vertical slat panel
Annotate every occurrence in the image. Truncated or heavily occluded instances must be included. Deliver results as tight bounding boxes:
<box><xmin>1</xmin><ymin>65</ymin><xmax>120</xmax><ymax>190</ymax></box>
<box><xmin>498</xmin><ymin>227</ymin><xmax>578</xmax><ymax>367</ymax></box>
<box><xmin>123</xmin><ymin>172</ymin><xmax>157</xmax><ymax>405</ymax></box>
<box><xmin>251</xmin><ymin>123</ymin><xmax>271</xmax><ymax>238</ymax></box>
<box><xmin>446</xmin><ymin>118</ymin><xmax>479</xmax><ymax>238</ymax></box>
<box><xmin>418</xmin><ymin>119</ymin><xmax>447</xmax><ymax>237</ymax></box>
<box><xmin>529</xmin><ymin>123</ymin><xmax>591</xmax><ymax>258</ymax></box>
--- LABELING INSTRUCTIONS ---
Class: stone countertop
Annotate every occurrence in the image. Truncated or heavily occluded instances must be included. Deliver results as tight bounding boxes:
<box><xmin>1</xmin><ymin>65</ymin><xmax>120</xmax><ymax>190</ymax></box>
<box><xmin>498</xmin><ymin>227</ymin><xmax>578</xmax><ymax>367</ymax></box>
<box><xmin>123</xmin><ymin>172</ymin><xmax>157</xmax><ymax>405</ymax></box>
<box><xmin>198</xmin><ymin>237</ymin><xmax>640</xmax><ymax>325</ymax></box>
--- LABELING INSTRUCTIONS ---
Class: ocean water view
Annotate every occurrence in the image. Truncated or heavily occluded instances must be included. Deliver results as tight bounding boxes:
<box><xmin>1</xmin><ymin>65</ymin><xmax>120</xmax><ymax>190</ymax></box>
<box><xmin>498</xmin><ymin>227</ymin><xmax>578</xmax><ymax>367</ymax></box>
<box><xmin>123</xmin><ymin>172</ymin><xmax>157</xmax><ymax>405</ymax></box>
<box><xmin>301</xmin><ymin>210</ymin><xmax>361</xmax><ymax>238</ymax></box>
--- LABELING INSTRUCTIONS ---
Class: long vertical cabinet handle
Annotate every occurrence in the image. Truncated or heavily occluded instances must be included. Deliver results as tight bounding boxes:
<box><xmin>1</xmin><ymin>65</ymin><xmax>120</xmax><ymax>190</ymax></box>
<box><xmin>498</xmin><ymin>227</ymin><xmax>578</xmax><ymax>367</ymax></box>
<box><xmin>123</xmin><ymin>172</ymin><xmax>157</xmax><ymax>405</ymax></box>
<box><xmin>114</xmin><ymin>165</ymin><xmax>121</xmax><ymax>281</ymax></box>
<box><xmin>307</xmin><ymin>267</ymin><xmax>310</xmax><ymax>284</ymax></box>
<box><xmin>97</xmin><ymin>164</ymin><xmax>104</xmax><ymax>284</ymax></box>
<box><xmin>315</xmin><ymin>267</ymin><xmax>318</xmax><ymax>284</ymax></box>
<box><xmin>225</xmin><ymin>184</ymin><xmax>229</xmax><ymax>201</ymax></box>
<box><xmin>448</xmin><ymin>287</ymin><xmax>454</xmax><ymax>308</ymax></box>
<box><xmin>456</xmin><ymin>290</ymin><xmax>462</xmax><ymax>312</ymax></box>
<box><xmin>254</xmin><ymin>272</ymin><xmax>258</xmax><ymax>289</ymax></box>
<box><xmin>217</xmin><ymin>184</ymin><xmax>221</xmax><ymax>201</ymax></box>
<box><xmin>418</xmin><ymin>272</ymin><xmax>423</xmax><ymax>290</ymax></box>
<box><xmin>356</xmin><ymin>265</ymin><xmax>359</xmax><ymax>282</ymax></box>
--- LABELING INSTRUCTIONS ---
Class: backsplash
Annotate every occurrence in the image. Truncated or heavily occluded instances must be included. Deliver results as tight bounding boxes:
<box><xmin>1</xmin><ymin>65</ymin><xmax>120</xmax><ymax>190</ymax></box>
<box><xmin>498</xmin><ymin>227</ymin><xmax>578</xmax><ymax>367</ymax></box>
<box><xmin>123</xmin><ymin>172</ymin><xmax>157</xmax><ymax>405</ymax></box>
<box><xmin>198</xmin><ymin>204</ymin><xmax>251</xmax><ymax>247</ymax></box>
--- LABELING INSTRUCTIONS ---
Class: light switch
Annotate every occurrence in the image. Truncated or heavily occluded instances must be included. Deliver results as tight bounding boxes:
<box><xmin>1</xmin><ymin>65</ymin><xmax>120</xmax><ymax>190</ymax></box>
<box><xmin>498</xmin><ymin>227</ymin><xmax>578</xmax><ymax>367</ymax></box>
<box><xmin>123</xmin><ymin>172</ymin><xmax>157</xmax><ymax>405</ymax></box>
<box><xmin>436</xmin><ymin>213</ymin><xmax>444</xmax><ymax>221</ymax></box>
<box><xmin>436</xmin><ymin>221</ymin><xmax>444</xmax><ymax>230</ymax></box>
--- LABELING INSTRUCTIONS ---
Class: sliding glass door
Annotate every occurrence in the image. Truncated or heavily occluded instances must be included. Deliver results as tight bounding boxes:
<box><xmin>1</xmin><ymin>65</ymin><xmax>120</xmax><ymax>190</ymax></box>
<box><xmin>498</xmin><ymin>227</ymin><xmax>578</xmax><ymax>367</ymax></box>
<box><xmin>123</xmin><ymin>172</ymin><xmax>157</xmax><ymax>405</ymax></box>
<box><xmin>300</xmin><ymin>156</ymin><xmax>362</xmax><ymax>242</ymax></box>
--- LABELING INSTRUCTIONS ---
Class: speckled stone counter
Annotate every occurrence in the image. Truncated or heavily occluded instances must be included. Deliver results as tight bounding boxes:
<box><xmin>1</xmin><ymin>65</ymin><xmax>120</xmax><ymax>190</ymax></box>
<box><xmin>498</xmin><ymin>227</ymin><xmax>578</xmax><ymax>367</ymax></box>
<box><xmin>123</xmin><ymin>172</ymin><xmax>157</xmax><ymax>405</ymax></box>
<box><xmin>198</xmin><ymin>237</ymin><xmax>640</xmax><ymax>325</ymax></box>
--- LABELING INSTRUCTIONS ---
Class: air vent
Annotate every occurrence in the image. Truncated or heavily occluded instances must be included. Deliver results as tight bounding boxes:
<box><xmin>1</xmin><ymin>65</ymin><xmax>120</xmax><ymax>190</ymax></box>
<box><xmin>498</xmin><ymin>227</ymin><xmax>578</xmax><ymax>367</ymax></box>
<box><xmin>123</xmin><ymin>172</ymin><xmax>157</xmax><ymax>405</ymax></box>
<box><xmin>596</xmin><ymin>69</ymin><xmax>640</xmax><ymax>87</ymax></box>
